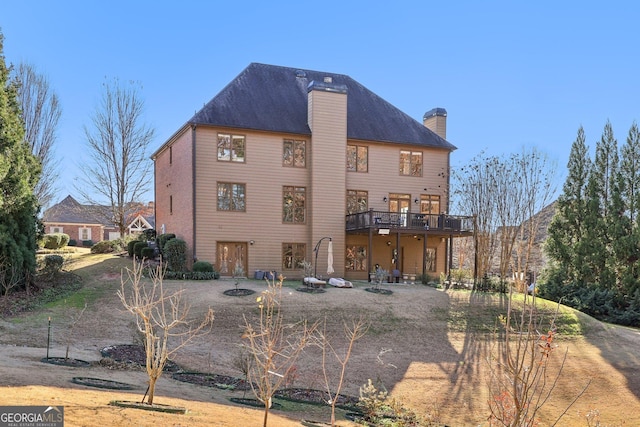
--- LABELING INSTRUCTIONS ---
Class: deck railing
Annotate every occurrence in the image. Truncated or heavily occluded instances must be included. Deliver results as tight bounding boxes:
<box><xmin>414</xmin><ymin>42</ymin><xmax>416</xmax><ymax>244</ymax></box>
<box><xmin>346</xmin><ymin>210</ymin><xmax>473</xmax><ymax>233</ymax></box>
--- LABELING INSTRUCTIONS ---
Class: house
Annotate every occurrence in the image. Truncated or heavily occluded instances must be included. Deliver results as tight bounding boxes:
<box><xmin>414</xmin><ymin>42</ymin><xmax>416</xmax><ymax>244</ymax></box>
<box><xmin>151</xmin><ymin>63</ymin><xmax>472</xmax><ymax>280</ymax></box>
<box><xmin>42</xmin><ymin>195</ymin><xmax>155</xmax><ymax>243</ymax></box>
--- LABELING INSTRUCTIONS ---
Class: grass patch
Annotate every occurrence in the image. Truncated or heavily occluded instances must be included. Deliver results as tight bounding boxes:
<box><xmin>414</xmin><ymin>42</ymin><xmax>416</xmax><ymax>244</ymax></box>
<box><xmin>434</xmin><ymin>290</ymin><xmax>584</xmax><ymax>336</ymax></box>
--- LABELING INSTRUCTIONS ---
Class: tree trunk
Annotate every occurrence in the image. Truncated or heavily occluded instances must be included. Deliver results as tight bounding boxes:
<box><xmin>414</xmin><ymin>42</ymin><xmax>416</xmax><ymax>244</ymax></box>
<box><xmin>147</xmin><ymin>378</ymin><xmax>157</xmax><ymax>405</ymax></box>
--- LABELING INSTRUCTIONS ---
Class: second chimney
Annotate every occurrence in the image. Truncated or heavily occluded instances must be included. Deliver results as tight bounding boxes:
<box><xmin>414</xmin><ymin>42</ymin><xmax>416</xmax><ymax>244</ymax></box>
<box><xmin>423</xmin><ymin>107</ymin><xmax>447</xmax><ymax>139</ymax></box>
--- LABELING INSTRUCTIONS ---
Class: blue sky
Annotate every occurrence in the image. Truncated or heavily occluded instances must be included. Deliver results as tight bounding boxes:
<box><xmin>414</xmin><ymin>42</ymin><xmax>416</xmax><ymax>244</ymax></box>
<box><xmin>2</xmin><ymin>1</ymin><xmax>639</xmax><ymax>206</ymax></box>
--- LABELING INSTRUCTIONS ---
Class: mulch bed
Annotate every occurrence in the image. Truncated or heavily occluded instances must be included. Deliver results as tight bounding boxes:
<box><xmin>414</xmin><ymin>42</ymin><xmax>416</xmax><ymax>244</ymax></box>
<box><xmin>223</xmin><ymin>288</ymin><xmax>256</xmax><ymax>296</ymax></box>
<box><xmin>274</xmin><ymin>388</ymin><xmax>359</xmax><ymax>410</ymax></box>
<box><xmin>100</xmin><ymin>344</ymin><xmax>182</xmax><ymax>372</ymax></box>
<box><xmin>40</xmin><ymin>357</ymin><xmax>91</xmax><ymax>367</ymax></box>
<box><xmin>172</xmin><ymin>372</ymin><xmax>254</xmax><ymax>391</ymax></box>
<box><xmin>296</xmin><ymin>287</ymin><xmax>326</xmax><ymax>294</ymax></box>
<box><xmin>229</xmin><ymin>397</ymin><xmax>282</xmax><ymax>410</ymax></box>
<box><xmin>109</xmin><ymin>400</ymin><xmax>186</xmax><ymax>414</ymax></box>
<box><xmin>72</xmin><ymin>376</ymin><xmax>137</xmax><ymax>390</ymax></box>
<box><xmin>364</xmin><ymin>287</ymin><xmax>393</xmax><ymax>295</ymax></box>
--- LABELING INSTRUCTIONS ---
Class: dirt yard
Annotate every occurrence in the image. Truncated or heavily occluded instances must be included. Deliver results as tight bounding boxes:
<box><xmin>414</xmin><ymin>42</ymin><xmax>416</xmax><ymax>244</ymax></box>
<box><xmin>1</xmin><ymin>253</ymin><xmax>639</xmax><ymax>426</ymax></box>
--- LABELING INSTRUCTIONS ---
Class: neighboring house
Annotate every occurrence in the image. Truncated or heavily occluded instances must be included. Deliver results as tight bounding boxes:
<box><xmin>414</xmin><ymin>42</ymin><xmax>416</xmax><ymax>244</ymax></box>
<box><xmin>42</xmin><ymin>195</ymin><xmax>155</xmax><ymax>243</ymax></box>
<box><xmin>151</xmin><ymin>63</ymin><xmax>472</xmax><ymax>280</ymax></box>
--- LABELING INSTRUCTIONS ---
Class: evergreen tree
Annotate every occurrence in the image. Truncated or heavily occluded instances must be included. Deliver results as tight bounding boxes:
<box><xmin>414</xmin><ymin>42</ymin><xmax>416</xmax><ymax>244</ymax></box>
<box><xmin>546</xmin><ymin>127</ymin><xmax>591</xmax><ymax>283</ymax></box>
<box><xmin>0</xmin><ymin>32</ymin><xmax>42</xmax><ymax>290</ymax></box>
<box><xmin>618</xmin><ymin>122</ymin><xmax>640</xmax><ymax>293</ymax></box>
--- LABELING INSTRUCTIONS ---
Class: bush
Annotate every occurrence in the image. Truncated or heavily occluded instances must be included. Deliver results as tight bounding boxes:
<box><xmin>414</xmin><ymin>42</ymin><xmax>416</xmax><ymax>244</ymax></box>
<box><xmin>127</xmin><ymin>240</ymin><xmax>139</xmax><ymax>257</ymax></box>
<box><xmin>162</xmin><ymin>271</ymin><xmax>219</xmax><ymax>280</ymax></box>
<box><xmin>91</xmin><ymin>240</ymin><xmax>115</xmax><ymax>254</ymax></box>
<box><xmin>157</xmin><ymin>233</ymin><xmax>176</xmax><ymax>256</ymax></box>
<box><xmin>42</xmin><ymin>233</ymin><xmax>70</xmax><ymax>250</ymax></box>
<box><xmin>193</xmin><ymin>261</ymin><xmax>214</xmax><ymax>272</ymax></box>
<box><xmin>141</xmin><ymin>247</ymin><xmax>156</xmax><ymax>259</ymax></box>
<box><xmin>68</xmin><ymin>239</ymin><xmax>77</xmax><ymax>247</ymax></box>
<box><xmin>133</xmin><ymin>241</ymin><xmax>148</xmax><ymax>259</ymax></box>
<box><xmin>141</xmin><ymin>228</ymin><xmax>156</xmax><ymax>241</ymax></box>
<box><xmin>164</xmin><ymin>238</ymin><xmax>187</xmax><ymax>272</ymax></box>
<box><xmin>42</xmin><ymin>254</ymin><xmax>64</xmax><ymax>277</ymax></box>
<box><xmin>82</xmin><ymin>239</ymin><xmax>93</xmax><ymax>247</ymax></box>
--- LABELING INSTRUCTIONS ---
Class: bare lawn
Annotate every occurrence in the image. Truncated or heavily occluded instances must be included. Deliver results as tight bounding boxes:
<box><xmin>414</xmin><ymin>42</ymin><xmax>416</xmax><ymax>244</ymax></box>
<box><xmin>1</xmin><ymin>253</ymin><xmax>639</xmax><ymax>426</ymax></box>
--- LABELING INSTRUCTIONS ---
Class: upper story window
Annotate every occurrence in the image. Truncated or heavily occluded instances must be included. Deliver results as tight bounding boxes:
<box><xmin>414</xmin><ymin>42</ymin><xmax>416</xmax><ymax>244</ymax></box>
<box><xmin>217</xmin><ymin>182</ymin><xmax>246</xmax><ymax>211</ymax></box>
<box><xmin>400</xmin><ymin>150</ymin><xmax>422</xmax><ymax>176</ymax></box>
<box><xmin>283</xmin><ymin>186</ymin><xmax>305</xmax><ymax>223</ymax></box>
<box><xmin>346</xmin><ymin>190</ymin><xmax>368</xmax><ymax>215</ymax></box>
<box><xmin>218</xmin><ymin>133</ymin><xmax>245</xmax><ymax>162</ymax></box>
<box><xmin>420</xmin><ymin>194</ymin><xmax>440</xmax><ymax>214</ymax></box>
<box><xmin>283</xmin><ymin>139</ymin><xmax>306</xmax><ymax>167</ymax></box>
<box><xmin>347</xmin><ymin>145</ymin><xmax>368</xmax><ymax>172</ymax></box>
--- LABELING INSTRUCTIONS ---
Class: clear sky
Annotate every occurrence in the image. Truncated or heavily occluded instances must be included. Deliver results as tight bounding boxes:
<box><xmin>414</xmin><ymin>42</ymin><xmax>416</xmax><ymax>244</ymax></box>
<box><xmin>2</xmin><ymin>1</ymin><xmax>639</xmax><ymax>206</ymax></box>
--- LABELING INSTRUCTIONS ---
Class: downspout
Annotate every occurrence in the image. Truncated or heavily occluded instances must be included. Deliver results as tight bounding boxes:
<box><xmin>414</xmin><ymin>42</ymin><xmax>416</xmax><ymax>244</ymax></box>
<box><xmin>191</xmin><ymin>125</ymin><xmax>197</xmax><ymax>263</ymax></box>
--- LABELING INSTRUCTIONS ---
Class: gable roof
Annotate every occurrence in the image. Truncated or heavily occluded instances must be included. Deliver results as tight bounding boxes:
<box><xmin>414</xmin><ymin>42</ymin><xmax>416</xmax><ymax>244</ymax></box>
<box><xmin>186</xmin><ymin>63</ymin><xmax>456</xmax><ymax>150</ymax></box>
<box><xmin>41</xmin><ymin>195</ymin><xmax>106</xmax><ymax>225</ymax></box>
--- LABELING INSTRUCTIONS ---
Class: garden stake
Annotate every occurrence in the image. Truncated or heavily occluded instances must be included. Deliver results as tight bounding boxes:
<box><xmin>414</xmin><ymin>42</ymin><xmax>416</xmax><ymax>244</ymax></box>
<box><xmin>46</xmin><ymin>317</ymin><xmax>51</xmax><ymax>360</ymax></box>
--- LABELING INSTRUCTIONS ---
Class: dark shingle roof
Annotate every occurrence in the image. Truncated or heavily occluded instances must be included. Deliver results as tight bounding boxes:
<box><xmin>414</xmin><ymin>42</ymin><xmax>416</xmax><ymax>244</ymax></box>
<box><xmin>189</xmin><ymin>63</ymin><xmax>456</xmax><ymax>150</ymax></box>
<box><xmin>42</xmin><ymin>195</ymin><xmax>106</xmax><ymax>224</ymax></box>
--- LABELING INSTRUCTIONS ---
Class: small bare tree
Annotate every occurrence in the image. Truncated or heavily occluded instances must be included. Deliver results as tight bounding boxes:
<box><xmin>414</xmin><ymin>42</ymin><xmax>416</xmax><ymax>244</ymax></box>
<box><xmin>117</xmin><ymin>260</ymin><xmax>214</xmax><ymax>405</ymax></box>
<box><xmin>64</xmin><ymin>301</ymin><xmax>87</xmax><ymax>360</ymax></box>
<box><xmin>242</xmin><ymin>274</ymin><xmax>317</xmax><ymax>427</ymax></box>
<box><xmin>487</xmin><ymin>293</ymin><xmax>590</xmax><ymax>426</ymax></box>
<box><xmin>319</xmin><ymin>316</ymin><xmax>368</xmax><ymax>426</ymax></box>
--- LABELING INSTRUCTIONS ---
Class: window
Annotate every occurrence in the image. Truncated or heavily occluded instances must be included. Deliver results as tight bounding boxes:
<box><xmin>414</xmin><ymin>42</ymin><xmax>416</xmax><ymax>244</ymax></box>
<box><xmin>345</xmin><ymin>245</ymin><xmax>367</xmax><ymax>271</ymax></box>
<box><xmin>420</xmin><ymin>195</ymin><xmax>440</xmax><ymax>214</ymax></box>
<box><xmin>169</xmin><ymin>195</ymin><xmax>173</xmax><ymax>215</ymax></box>
<box><xmin>217</xmin><ymin>133</ymin><xmax>245</xmax><ymax>162</ymax></box>
<box><xmin>283</xmin><ymin>139</ymin><xmax>306</xmax><ymax>167</ymax></box>
<box><xmin>51</xmin><ymin>226</ymin><xmax>63</xmax><ymax>233</ymax></box>
<box><xmin>283</xmin><ymin>186</ymin><xmax>305</xmax><ymax>223</ymax></box>
<box><xmin>346</xmin><ymin>190</ymin><xmax>368</xmax><ymax>215</ymax></box>
<box><xmin>347</xmin><ymin>145</ymin><xmax>368</xmax><ymax>172</ymax></box>
<box><xmin>282</xmin><ymin>243</ymin><xmax>306</xmax><ymax>270</ymax></box>
<box><xmin>169</xmin><ymin>146</ymin><xmax>172</xmax><ymax>164</ymax></box>
<box><xmin>217</xmin><ymin>183</ymin><xmax>246</xmax><ymax>211</ymax></box>
<box><xmin>400</xmin><ymin>150</ymin><xmax>422</xmax><ymax>176</ymax></box>
<box><xmin>425</xmin><ymin>248</ymin><xmax>437</xmax><ymax>272</ymax></box>
<box><xmin>79</xmin><ymin>227</ymin><xmax>91</xmax><ymax>241</ymax></box>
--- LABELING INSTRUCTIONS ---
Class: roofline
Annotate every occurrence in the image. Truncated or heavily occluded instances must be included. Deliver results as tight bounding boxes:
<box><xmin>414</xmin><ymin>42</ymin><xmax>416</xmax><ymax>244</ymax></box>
<box><xmin>150</xmin><ymin>123</ymin><xmax>191</xmax><ymax>160</ymax></box>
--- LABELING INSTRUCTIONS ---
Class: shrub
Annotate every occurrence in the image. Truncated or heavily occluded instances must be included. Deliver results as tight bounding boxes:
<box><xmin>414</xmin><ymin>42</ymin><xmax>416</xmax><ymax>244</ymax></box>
<box><xmin>193</xmin><ymin>261</ymin><xmax>214</xmax><ymax>272</ymax></box>
<box><xmin>157</xmin><ymin>233</ymin><xmax>176</xmax><ymax>256</ymax></box>
<box><xmin>127</xmin><ymin>240</ymin><xmax>139</xmax><ymax>258</ymax></box>
<box><xmin>164</xmin><ymin>238</ymin><xmax>187</xmax><ymax>272</ymax></box>
<box><xmin>68</xmin><ymin>239</ymin><xmax>77</xmax><ymax>247</ymax></box>
<box><xmin>141</xmin><ymin>247</ymin><xmax>156</xmax><ymax>260</ymax></box>
<box><xmin>133</xmin><ymin>241</ymin><xmax>148</xmax><ymax>259</ymax></box>
<box><xmin>42</xmin><ymin>233</ymin><xmax>69</xmax><ymax>250</ymax></box>
<box><xmin>91</xmin><ymin>240</ymin><xmax>115</xmax><ymax>254</ymax></box>
<box><xmin>43</xmin><ymin>254</ymin><xmax>64</xmax><ymax>277</ymax></box>
<box><xmin>141</xmin><ymin>228</ymin><xmax>156</xmax><ymax>241</ymax></box>
<box><xmin>82</xmin><ymin>239</ymin><xmax>93</xmax><ymax>247</ymax></box>
<box><xmin>162</xmin><ymin>271</ymin><xmax>219</xmax><ymax>280</ymax></box>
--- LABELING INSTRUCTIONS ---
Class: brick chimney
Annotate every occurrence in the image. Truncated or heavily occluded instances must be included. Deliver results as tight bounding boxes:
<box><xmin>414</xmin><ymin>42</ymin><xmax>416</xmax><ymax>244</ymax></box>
<box><xmin>423</xmin><ymin>107</ymin><xmax>447</xmax><ymax>139</ymax></box>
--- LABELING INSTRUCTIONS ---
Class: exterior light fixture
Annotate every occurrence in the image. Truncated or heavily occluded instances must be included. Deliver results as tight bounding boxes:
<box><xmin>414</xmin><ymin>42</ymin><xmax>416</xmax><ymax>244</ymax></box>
<box><xmin>383</xmin><ymin>196</ymin><xmax>388</xmax><ymax>202</ymax></box>
<box><xmin>249</xmin><ymin>240</ymin><xmax>255</xmax><ymax>245</ymax></box>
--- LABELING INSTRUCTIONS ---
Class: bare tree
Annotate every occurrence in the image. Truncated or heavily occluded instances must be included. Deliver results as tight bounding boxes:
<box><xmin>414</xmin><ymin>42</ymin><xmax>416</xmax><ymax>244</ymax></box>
<box><xmin>13</xmin><ymin>63</ymin><xmax>62</xmax><ymax>210</ymax></box>
<box><xmin>319</xmin><ymin>316</ymin><xmax>368</xmax><ymax>426</ymax></box>
<box><xmin>77</xmin><ymin>79</ymin><xmax>155</xmax><ymax>237</ymax></box>
<box><xmin>117</xmin><ymin>261</ymin><xmax>214</xmax><ymax>405</ymax></box>
<box><xmin>242</xmin><ymin>275</ymin><xmax>317</xmax><ymax>427</ymax></box>
<box><xmin>487</xmin><ymin>293</ymin><xmax>590</xmax><ymax>426</ymax></box>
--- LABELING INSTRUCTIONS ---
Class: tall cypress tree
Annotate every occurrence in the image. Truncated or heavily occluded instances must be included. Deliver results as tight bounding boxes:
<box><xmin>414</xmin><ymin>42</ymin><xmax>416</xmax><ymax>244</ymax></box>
<box><xmin>546</xmin><ymin>127</ymin><xmax>591</xmax><ymax>283</ymax></box>
<box><xmin>0</xmin><ymin>32</ymin><xmax>42</xmax><ymax>290</ymax></box>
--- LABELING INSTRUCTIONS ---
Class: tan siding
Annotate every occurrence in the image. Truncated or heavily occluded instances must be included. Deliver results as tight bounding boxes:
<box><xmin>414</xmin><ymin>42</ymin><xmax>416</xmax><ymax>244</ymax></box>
<box><xmin>194</xmin><ymin>127</ymin><xmax>312</xmax><ymax>276</ymax></box>
<box><xmin>308</xmin><ymin>89</ymin><xmax>347</xmax><ymax>277</ymax></box>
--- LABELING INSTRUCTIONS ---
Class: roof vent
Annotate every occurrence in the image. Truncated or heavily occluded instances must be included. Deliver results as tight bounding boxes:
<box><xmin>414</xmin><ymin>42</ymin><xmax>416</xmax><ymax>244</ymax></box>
<box><xmin>324</xmin><ymin>76</ymin><xmax>333</xmax><ymax>83</ymax></box>
<box><xmin>295</xmin><ymin>70</ymin><xmax>306</xmax><ymax>78</ymax></box>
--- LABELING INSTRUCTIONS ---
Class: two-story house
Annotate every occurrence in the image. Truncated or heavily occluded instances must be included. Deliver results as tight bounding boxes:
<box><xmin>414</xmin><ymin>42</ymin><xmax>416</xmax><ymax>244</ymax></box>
<box><xmin>152</xmin><ymin>63</ymin><xmax>471</xmax><ymax>280</ymax></box>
